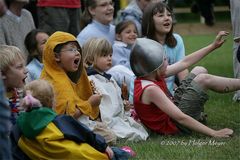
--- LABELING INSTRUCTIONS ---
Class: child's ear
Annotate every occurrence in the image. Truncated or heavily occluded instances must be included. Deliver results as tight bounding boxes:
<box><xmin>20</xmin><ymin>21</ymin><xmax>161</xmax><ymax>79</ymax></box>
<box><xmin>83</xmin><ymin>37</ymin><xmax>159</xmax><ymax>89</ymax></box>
<box><xmin>116</xmin><ymin>34</ymin><xmax>122</xmax><ymax>41</ymax></box>
<box><xmin>88</xmin><ymin>6</ymin><xmax>96</xmax><ymax>17</ymax></box>
<box><xmin>54</xmin><ymin>53</ymin><xmax>61</xmax><ymax>62</ymax></box>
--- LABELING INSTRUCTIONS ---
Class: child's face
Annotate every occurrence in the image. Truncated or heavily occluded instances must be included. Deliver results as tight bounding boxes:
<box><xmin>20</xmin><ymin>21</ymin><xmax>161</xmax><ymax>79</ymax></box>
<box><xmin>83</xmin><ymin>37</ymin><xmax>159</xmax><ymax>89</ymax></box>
<box><xmin>94</xmin><ymin>53</ymin><xmax>112</xmax><ymax>72</ymax></box>
<box><xmin>36</xmin><ymin>32</ymin><xmax>49</xmax><ymax>57</ymax></box>
<box><xmin>153</xmin><ymin>9</ymin><xmax>172</xmax><ymax>35</ymax></box>
<box><xmin>156</xmin><ymin>57</ymin><xmax>168</xmax><ymax>79</ymax></box>
<box><xmin>117</xmin><ymin>24</ymin><xmax>138</xmax><ymax>45</ymax></box>
<box><xmin>56</xmin><ymin>42</ymin><xmax>81</xmax><ymax>73</ymax></box>
<box><xmin>90</xmin><ymin>0</ymin><xmax>114</xmax><ymax>25</ymax></box>
<box><xmin>3</xmin><ymin>57</ymin><xmax>28</xmax><ymax>89</ymax></box>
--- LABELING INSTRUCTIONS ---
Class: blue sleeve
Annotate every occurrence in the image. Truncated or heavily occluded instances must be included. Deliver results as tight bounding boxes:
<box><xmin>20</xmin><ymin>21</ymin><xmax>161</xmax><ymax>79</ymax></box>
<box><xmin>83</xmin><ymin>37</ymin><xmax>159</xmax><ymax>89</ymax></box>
<box><xmin>174</xmin><ymin>34</ymin><xmax>186</xmax><ymax>61</ymax></box>
<box><xmin>112</xmin><ymin>44</ymin><xmax>123</xmax><ymax>66</ymax></box>
<box><xmin>112</xmin><ymin>44</ymin><xmax>131</xmax><ymax>69</ymax></box>
<box><xmin>53</xmin><ymin>115</ymin><xmax>108</xmax><ymax>153</ymax></box>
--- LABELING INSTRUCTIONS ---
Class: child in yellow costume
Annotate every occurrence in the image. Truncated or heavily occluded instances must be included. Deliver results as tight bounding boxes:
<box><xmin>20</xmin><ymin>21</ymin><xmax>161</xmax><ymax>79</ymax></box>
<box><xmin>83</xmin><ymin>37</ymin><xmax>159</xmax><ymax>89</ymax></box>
<box><xmin>11</xmin><ymin>80</ymin><xmax>134</xmax><ymax>159</ymax></box>
<box><xmin>40</xmin><ymin>31</ymin><xmax>116</xmax><ymax>143</ymax></box>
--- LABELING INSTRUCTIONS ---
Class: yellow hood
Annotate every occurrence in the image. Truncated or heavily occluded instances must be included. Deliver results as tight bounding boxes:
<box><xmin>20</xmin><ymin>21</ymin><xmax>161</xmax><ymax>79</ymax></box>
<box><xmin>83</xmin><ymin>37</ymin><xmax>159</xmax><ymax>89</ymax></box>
<box><xmin>41</xmin><ymin>31</ymin><xmax>99</xmax><ymax>119</ymax></box>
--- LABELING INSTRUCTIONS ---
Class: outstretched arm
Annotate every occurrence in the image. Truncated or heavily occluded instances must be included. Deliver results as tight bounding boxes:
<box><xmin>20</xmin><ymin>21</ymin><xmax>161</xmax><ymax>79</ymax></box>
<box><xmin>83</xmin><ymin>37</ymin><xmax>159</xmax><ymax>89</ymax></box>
<box><xmin>166</xmin><ymin>31</ymin><xmax>229</xmax><ymax>77</ymax></box>
<box><xmin>142</xmin><ymin>85</ymin><xmax>233</xmax><ymax>138</ymax></box>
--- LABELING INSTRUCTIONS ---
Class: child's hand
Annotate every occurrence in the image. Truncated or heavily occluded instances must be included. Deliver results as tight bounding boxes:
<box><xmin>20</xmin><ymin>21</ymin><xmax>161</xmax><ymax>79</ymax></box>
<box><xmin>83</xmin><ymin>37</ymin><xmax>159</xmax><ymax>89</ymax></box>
<box><xmin>105</xmin><ymin>146</ymin><xmax>114</xmax><ymax>159</ymax></box>
<box><xmin>123</xmin><ymin>100</ymin><xmax>132</xmax><ymax>111</ymax></box>
<box><xmin>212</xmin><ymin>31</ymin><xmax>229</xmax><ymax>49</ymax></box>
<box><xmin>73</xmin><ymin>108</ymin><xmax>82</xmax><ymax>119</ymax></box>
<box><xmin>88</xmin><ymin>94</ymin><xmax>102</xmax><ymax>107</ymax></box>
<box><xmin>212</xmin><ymin>128</ymin><xmax>233</xmax><ymax>138</ymax></box>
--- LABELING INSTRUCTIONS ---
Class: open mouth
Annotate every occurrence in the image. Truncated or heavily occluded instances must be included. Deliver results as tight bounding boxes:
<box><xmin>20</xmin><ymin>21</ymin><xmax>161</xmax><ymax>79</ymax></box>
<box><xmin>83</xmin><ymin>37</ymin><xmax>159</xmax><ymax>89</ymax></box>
<box><xmin>23</xmin><ymin>76</ymin><xmax>27</xmax><ymax>83</ymax></box>
<box><xmin>163</xmin><ymin>22</ymin><xmax>171</xmax><ymax>27</ymax></box>
<box><xmin>74</xmin><ymin>58</ymin><xmax>80</xmax><ymax>65</ymax></box>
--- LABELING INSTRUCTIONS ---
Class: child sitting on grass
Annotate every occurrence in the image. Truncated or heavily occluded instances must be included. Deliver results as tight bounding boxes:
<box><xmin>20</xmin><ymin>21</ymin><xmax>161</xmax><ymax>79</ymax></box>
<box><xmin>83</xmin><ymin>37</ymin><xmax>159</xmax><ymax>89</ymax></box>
<box><xmin>82</xmin><ymin>37</ymin><xmax>148</xmax><ymax>141</ymax></box>
<box><xmin>130</xmin><ymin>31</ymin><xmax>238</xmax><ymax>137</ymax></box>
<box><xmin>40</xmin><ymin>31</ymin><xmax>116</xmax><ymax>144</ymax></box>
<box><xmin>0</xmin><ymin>45</ymin><xmax>28</xmax><ymax>126</ymax></box>
<box><xmin>11</xmin><ymin>79</ymin><xmax>135</xmax><ymax>159</ymax></box>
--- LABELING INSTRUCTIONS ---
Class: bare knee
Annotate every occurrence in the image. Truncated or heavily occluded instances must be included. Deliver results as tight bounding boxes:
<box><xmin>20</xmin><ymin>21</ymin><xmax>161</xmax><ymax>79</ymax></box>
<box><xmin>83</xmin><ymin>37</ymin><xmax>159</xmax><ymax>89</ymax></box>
<box><xmin>193</xmin><ymin>73</ymin><xmax>211</xmax><ymax>90</ymax></box>
<box><xmin>191</xmin><ymin>66</ymin><xmax>208</xmax><ymax>75</ymax></box>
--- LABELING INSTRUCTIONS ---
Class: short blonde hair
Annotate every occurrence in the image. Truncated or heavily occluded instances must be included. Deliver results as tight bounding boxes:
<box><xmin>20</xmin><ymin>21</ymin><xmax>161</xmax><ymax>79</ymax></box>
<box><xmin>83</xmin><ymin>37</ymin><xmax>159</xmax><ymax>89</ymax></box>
<box><xmin>24</xmin><ymin>79</ymin><xmax>55</xmax><ymax>108</ymax></box>
<box><xmin>82</xmin><ymin>38</ymin><xmax>112</xmax><ymax>66</ymax></box>
<box><xmin>0</xmin><ymin>45</ymin><xmax>25</xmax><ymax>71</ymax></box>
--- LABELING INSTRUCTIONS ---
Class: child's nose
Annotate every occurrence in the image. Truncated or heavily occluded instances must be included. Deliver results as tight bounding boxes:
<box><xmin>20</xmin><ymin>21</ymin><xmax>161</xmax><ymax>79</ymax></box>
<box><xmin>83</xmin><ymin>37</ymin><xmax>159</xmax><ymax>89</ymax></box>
<box><xmin>24</xmin><ymin>67</ymin><xmax>28</xmax><ymax>74</ymax></box>
<box><xmin>75</xmin><ymin>50</ymin><xmax>81</xmax><ymax>56</ymax></box>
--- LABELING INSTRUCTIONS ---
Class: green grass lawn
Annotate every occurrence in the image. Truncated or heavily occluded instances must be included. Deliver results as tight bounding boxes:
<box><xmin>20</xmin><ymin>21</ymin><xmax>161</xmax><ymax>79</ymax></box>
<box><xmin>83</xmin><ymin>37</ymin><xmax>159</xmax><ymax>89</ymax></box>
<box><xmin>117</xmin><ymin>34</ymin><xmax>240</xmax><ymax>160</ymax></box>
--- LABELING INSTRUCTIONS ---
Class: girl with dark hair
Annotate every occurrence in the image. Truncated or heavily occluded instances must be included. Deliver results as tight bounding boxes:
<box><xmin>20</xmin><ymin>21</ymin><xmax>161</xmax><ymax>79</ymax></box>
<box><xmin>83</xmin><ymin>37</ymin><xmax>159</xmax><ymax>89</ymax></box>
<box><xmin>24</xmin><ymin>29</ymin><xmax>49</xmax><ymax>82</ymax></box>
<box><xmin>77</xmin><ymin>0</ymin><xmax>115</xmax><ymax>46</ymax></box>
<box><xmin>108</xmin><ymin>20</ymin><xmax>137</xmax><ymax>94</ymax></box>
<box><xmin>112</xmin><ymin>20</ymin><xmax>138</xmax><ymax>69</ymax></box>
<box><xmin>142</xmin><ymin>2</ymin><xmax>188</xmax><ymax>95</ymax></box>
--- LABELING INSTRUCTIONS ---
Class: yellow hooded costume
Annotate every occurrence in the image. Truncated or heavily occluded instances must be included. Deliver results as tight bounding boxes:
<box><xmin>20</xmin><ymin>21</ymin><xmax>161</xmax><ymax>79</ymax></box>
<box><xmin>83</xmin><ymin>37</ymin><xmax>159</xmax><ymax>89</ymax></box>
<box><xmin>41</xmin><ymin>31</ymin><xmax>99</xmax><ymax>119</ymax></box>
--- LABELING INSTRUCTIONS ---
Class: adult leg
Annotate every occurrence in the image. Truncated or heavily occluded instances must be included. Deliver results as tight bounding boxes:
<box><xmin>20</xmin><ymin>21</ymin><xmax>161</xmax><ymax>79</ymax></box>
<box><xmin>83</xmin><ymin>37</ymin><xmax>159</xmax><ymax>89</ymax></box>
<box><xmin>230</xmin><ymin>0</ymin><xmax>240</xmax><ymax>101</ymax></box>
<box><xmin>232</xmin><ymin>42</ymin><xmax>240</xmax><ymax>101</ymax></box>
<box><xmin>68</xmin><ymin>8</ymin><xmax>81</xmax><ymax>37</ymax></box>
<box><xmin>38</xmin><ymin>7</ymin><xmax>69</xmax><ymax>35</ymax></box>
<box><xmin>196</xmin><ymin>0</ymin><xmax>215</xmax><ymax>26</ymax></box>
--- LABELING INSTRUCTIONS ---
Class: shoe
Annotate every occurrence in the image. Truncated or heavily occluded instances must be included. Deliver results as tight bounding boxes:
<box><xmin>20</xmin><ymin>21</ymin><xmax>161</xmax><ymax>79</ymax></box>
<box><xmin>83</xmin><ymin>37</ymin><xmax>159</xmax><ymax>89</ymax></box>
<box><xmin>121</xmin><ymin>146</ymin><xmax>136</xmax><ymax>157</ymax></box>
<box><xmin>233</xmin><ymin>93</ymin><xmax>240</xmax><ymax>102</ymax></box>
<box><xmin>205</xmin><ymin>19</ymin><xmax>215</xmax><ymax>26</ymax></box>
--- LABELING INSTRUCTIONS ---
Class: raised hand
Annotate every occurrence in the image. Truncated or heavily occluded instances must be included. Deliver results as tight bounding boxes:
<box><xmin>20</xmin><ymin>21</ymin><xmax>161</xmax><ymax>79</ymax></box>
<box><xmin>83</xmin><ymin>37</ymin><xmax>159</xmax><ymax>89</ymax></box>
<box><xmin>212</xmin><ymin>31</ymin><xmax>229</xmax><ymax>49</ymax></box>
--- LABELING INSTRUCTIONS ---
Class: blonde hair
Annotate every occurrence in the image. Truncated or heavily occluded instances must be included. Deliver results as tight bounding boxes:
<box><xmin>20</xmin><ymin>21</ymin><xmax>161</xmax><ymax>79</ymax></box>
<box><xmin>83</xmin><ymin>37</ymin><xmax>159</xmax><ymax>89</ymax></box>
<box><xmin>82</xmin><ymin>38</ymin><xmax>112</xmax><ymax>66</ymax></box>
<box><xmin>0</xmin><ymin>45</ymin><xmax>25</xmax><ymax>71</ymax></box>
<box><xmin>24</xmin><ymin>79</ymin><xmax>55</xmax><ymax>108</ymax></box>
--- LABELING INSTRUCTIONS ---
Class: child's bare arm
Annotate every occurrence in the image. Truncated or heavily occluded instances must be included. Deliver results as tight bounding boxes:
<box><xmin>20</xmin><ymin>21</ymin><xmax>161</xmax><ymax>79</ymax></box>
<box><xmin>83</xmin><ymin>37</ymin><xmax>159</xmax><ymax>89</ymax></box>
<box><xmin>142</xmin><ymin>85</ymin><xmax>233</xmax><ymax>138</ymax></box>
<box><xmin>166</xmin><ymin>31</ymin><xmax>229</xmax><ymax>77</ymax></box>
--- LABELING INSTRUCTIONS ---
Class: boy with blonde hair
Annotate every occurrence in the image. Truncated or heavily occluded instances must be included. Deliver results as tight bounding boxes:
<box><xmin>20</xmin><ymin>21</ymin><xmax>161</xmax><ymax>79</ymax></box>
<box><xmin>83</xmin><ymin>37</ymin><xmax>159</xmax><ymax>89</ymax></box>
<box><xmin>0</xmin><ymin>45</ymin><xmax>28</xmax><ymax>125</ymax></box>
<box><xmin>83</xmin><ymin>38</ymin><xmax>148</xmax><ymax>141</ymax></box>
